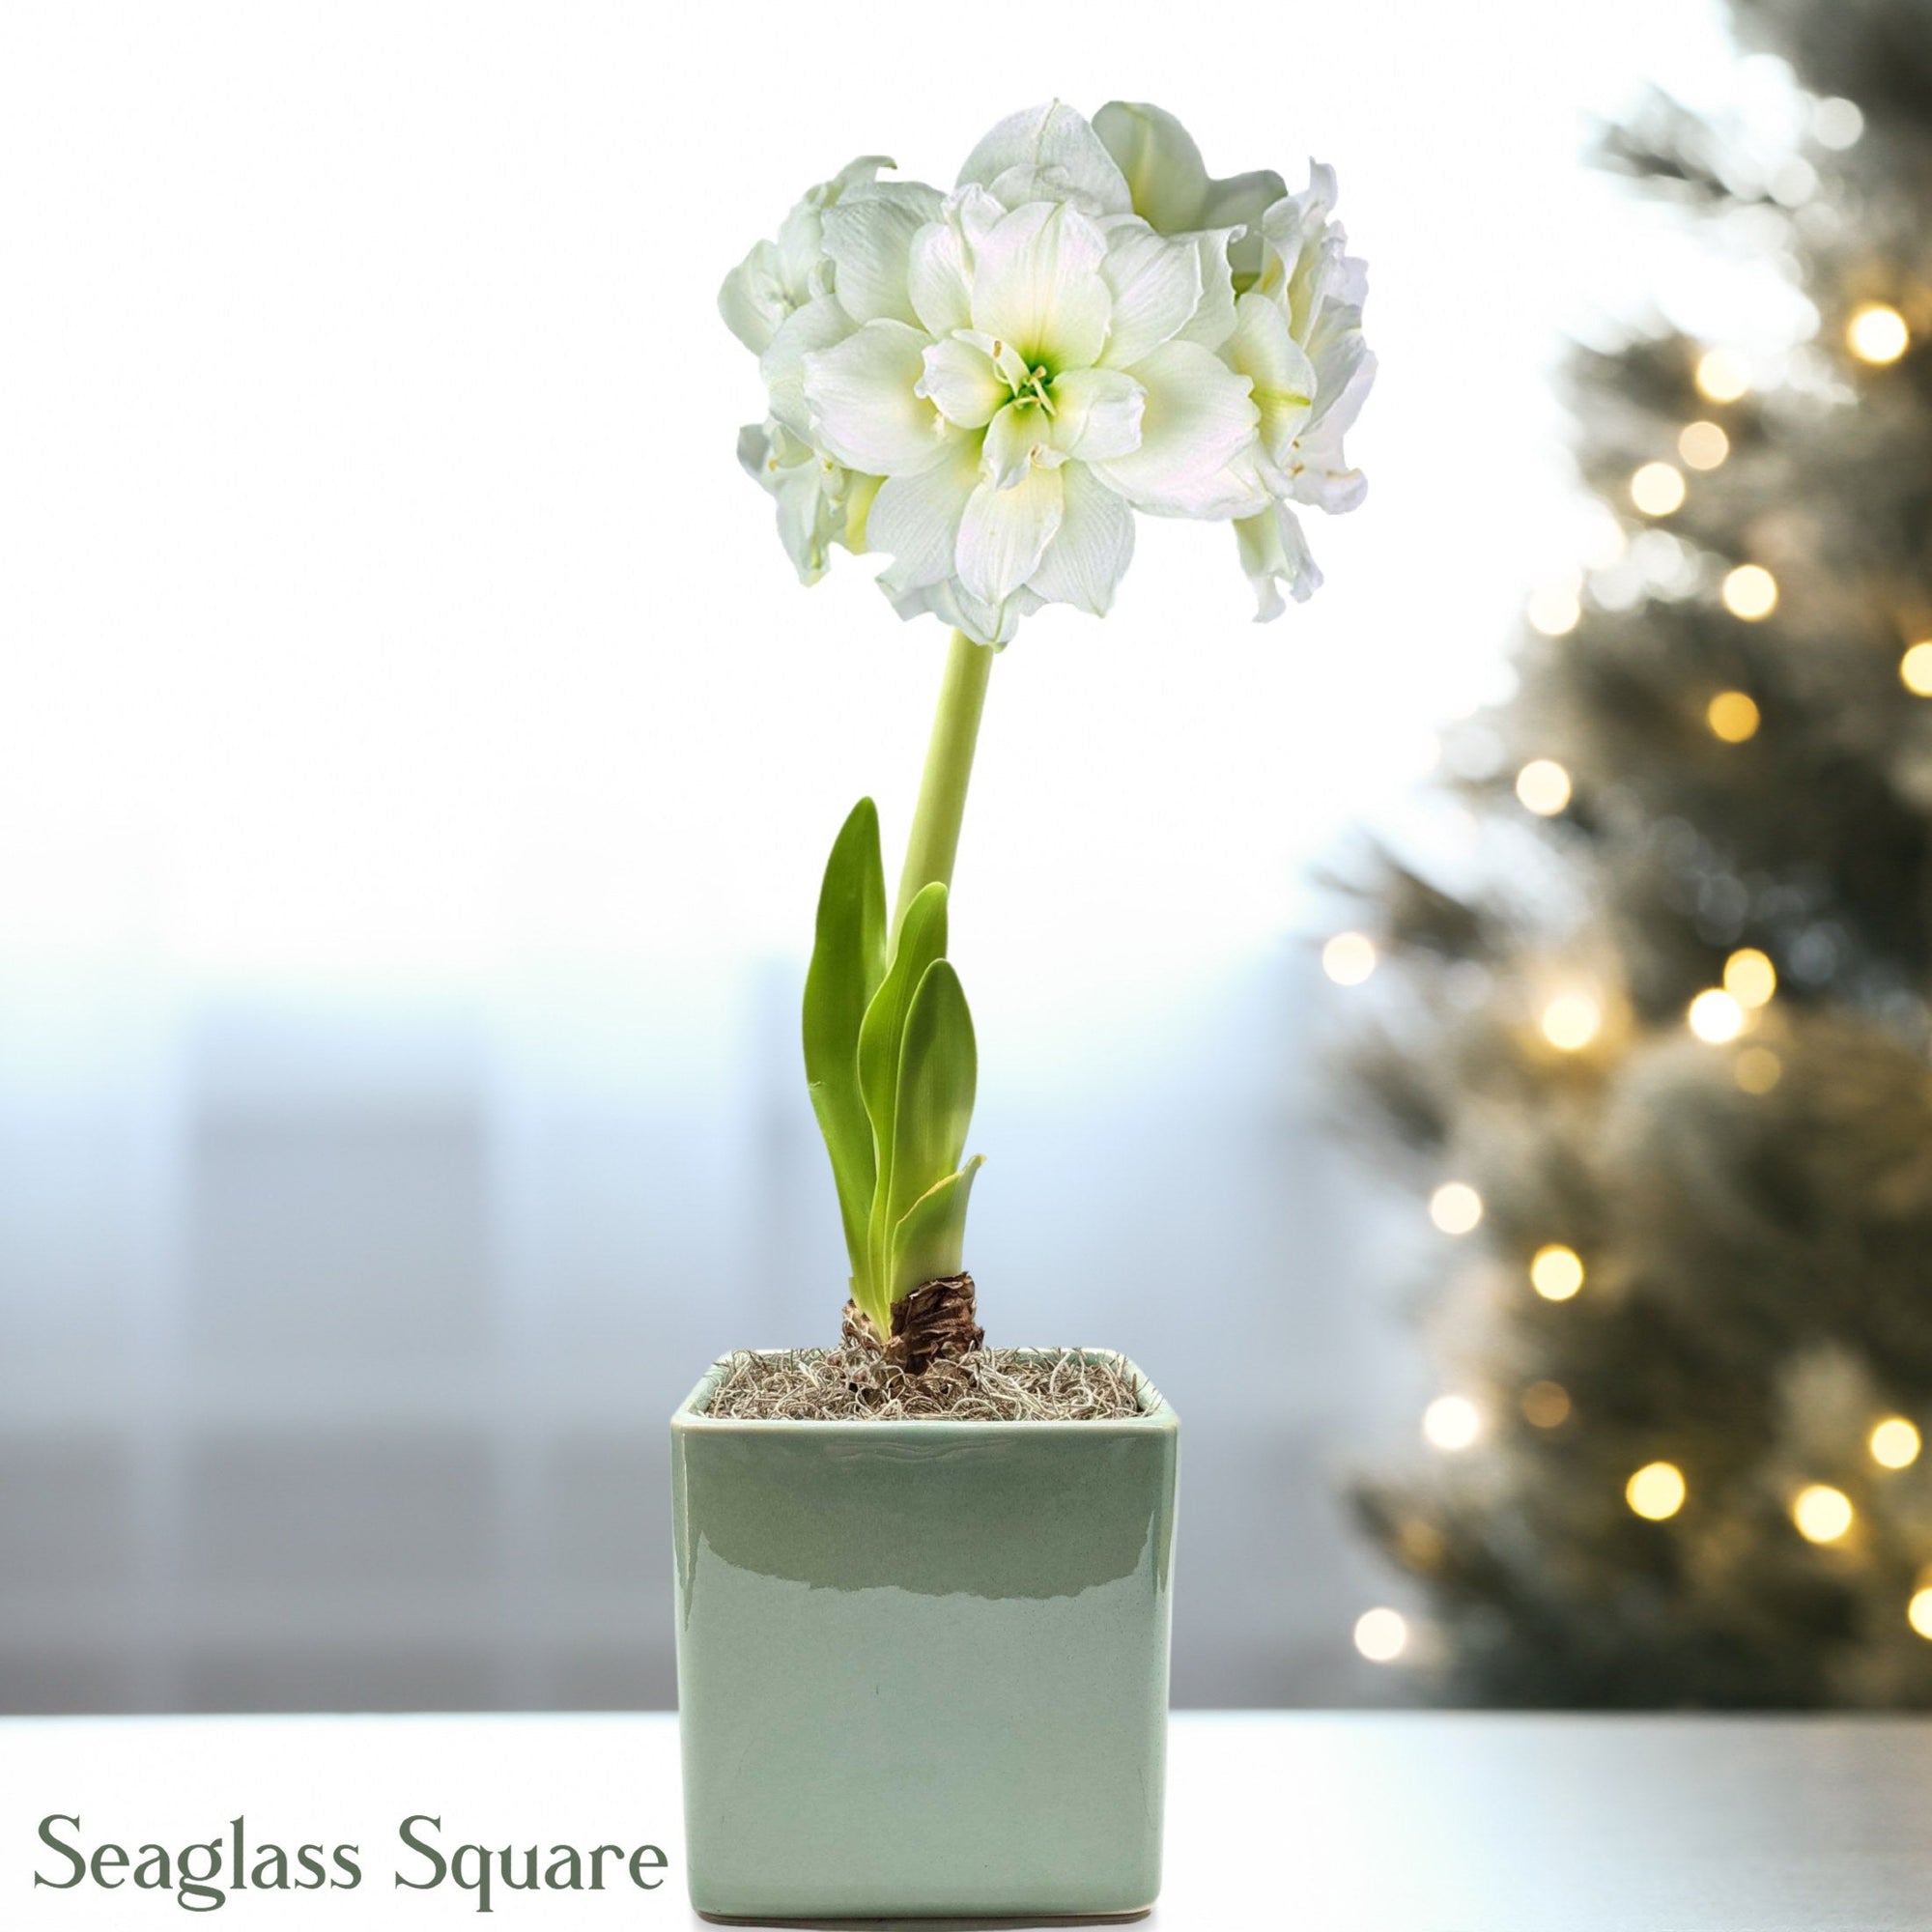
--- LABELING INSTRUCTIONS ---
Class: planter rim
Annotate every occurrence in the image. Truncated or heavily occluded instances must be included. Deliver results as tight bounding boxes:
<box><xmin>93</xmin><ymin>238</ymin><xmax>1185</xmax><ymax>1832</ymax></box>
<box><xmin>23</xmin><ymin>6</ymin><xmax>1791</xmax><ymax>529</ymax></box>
<box><xmin>672</xmin><ymin>1348</ymin><xmax>1176</xmax><ymax>1435</ymax></box>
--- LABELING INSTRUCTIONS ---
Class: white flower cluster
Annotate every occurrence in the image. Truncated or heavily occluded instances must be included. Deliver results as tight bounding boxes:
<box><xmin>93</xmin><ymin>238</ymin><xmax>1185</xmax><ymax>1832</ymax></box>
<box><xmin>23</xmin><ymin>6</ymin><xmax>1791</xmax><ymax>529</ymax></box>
<box><xmin>721</xmin><ymin>101</ymin><xmax>1373</xmax><ymax>644</ymax></box>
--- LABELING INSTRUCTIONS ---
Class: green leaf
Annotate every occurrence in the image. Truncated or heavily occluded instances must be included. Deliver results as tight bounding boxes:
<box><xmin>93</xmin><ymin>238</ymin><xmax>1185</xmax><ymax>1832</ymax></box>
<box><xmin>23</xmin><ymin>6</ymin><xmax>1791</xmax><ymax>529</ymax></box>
<box><xmin>886</xmin><ymin>958</ymin><xmax>978</xmax><ymax>1254</ymax></box>
<box><xmin>859</xmin><ymin>882</ymin><xmax>949</xmax><ymax>1136</ymax></box>
<box><xmin>890</xmin><ymin>1155</ymin><xmax>984</xmax><ymax>1303</ymax></box>
<box><xmin>802</xmin><ymin>799</ymin><xmax>888</xmax><ymax>1290</ymax></box>
<box><xmin>858</xmin><ymin>882</ymin><xmax>949</xmax><ymax>1315</ymax></box>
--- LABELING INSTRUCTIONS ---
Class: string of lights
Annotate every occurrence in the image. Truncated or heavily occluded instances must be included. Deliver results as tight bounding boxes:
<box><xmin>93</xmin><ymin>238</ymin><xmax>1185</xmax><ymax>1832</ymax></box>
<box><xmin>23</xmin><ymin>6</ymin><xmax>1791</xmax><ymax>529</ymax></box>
<box><xmin>1320</xmin><ymin>42</ymin><xmax>1932</xmax><ymax>1692</ymax></box>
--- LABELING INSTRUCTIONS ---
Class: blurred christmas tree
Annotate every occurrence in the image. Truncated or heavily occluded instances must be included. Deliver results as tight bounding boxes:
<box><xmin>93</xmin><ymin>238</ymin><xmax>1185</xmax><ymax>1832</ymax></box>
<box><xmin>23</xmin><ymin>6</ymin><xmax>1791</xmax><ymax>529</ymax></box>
<box><xmin>1345</xmin><ymin>0</ymin><xmax>1932</xmax><ymax>1707</ymax></box>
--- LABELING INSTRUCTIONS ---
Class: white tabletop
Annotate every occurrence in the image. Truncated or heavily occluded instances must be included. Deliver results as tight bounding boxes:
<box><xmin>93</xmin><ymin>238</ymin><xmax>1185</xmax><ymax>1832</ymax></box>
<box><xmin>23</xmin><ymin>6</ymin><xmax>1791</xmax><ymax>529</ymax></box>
<box><xmin>4</xmin><ymin>1711</ymin><xmax>1928</xmax><ymax>1929</ymax></box>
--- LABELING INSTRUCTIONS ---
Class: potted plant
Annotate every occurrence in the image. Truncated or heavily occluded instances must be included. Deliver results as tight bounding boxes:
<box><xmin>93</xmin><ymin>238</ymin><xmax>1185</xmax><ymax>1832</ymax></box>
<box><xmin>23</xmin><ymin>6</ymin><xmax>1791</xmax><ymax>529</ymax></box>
<box><xmin>673</xmin><ymin>99</ymin><xmax>1373</xmax><ymax>1922</ymax></box>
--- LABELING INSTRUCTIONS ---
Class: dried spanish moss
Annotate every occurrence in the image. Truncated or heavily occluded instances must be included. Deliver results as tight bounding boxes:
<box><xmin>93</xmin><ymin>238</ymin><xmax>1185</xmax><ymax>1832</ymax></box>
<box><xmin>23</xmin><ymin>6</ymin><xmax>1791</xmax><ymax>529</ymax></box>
<box><xmin>700</xmin><ymin>1341</ymin><xmax>1147</xmax><ymax>1422</ymax></box>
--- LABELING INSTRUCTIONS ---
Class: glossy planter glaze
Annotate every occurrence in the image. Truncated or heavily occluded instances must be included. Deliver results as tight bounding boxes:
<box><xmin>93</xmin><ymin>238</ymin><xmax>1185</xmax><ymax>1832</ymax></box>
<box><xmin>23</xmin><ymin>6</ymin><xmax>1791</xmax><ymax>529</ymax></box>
<box><xmin>670</xmin><ymin>1352</ymin><xmax>1178</xmax><ymax>1922</ymax></box>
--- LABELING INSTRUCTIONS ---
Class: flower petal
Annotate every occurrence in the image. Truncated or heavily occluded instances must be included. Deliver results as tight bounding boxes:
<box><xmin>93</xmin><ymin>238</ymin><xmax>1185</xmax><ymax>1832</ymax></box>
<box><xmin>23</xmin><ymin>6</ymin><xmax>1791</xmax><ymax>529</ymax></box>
<box><xmin>1093</xmin><ymin>99</ymin><xmax>1287</xmax><ymax>292</ymax></box>
<box><xmin>1093</xmin><ymin>340</ymin><xmax>1265</xmax><ymax>518</ymax></box>
<box><xmin>1305</xmin><ymin>327</ymin><xmax>1374</xmax><ymax>437</ymax></box>
<box><xmin>1100</xmin><ymin>222</ymin><xmax>1203</xmax><ymax>368</ymax></box>
<box><xmin>956</xmin><ymin>101</ymin><xmax>1131</xmax><ymax>217</ymax></box>
<box><xmin>908</xmin><ymin>187</ymin><xmax>1009</xmax><ymax>334</ymax></box>
<box><xmin>769</xmin><ymin>458</ymin><xmax>847</xmax><ymax>584</ymax></box>
<box><xmin>1202</xmin><ymin>168</ymin><xmax>1288</xmax><ymax>288</ymax></box>
<box><xmin>870</xmin><ymin>435</ymin><xmax>981</xmax><ymax>593</ymax></box>
<box><xmin>1092</xmin><ymin>101</ymin><xmax>1209</xmax><ymax>233</ymax></box>
<box><xmin>1287</xmin><ymin>401</ymin><xmax>1373</xmax><ymax>513</ymax></box>
<box><xmin>1227</xmin><ymin>290</ymin><xmax>1317</xmax><ymax>470</ymax></box>
<box><xmin>763</xmin><ymin>156</ymin><xmax>894</xmax><ymax>301</ymax></box>
<box><xmin>981</xmin><ymin>401</ymin><xmax>1051</xmax><ymax>490</ymax></box>
<box><xmin>884</xmin><ymin>574</ymin><xmax>1033</xmax><ymax>648</ymax></box>
<box><xmin>821</xmin><ymin>182</ymin><xmax>945</xmax><ymax>326</ymax></box>
<box><xmin>736</xmin><ymin>419</ymin><xmax>776</xmax><ymax>484</ymax></box>
<box><xmin>719</xmin><ymin>239</ymin><xmax>787</xmax><ymax>355</ymax></box>
<box><xmin>1046</xmin><ymin>367</ymin><xmax>1145</xmax><ymax>463</ymax></box>
<box><xmin>969</xmin><ymin>201</ymin><xmax>1111</xmax><ymax>369</ymax></box>
<box><xmin>918</xmin><ymin>336</ymin><xmax>1007</xmax><ymax>429</ymax></box>
<box><xmin>813</xmin><ymin>156</ymin><xmax>895</xmax><ymax>204</ymax></box>
<box><xmin>759</xmin><ymin>295</ymin><xmax>856</xmax><ymax>439</ymax></box>
<box><xmin>908</xmin><ymin>218</ymin><xmax>970</xmax><ymax>337</ymax></box>
<box><xmin>1200</xmin><ymin>167</ymin><xmax>1291</xmax><ymax>235</ymax></box>
<box><xmin>802</xmin><ymin>320</ymin><xmax>951</xmax><ymax>476</ymax></box>
<box><xmin>1027</xmin><ymin>465</ymin><xmax>1134</xmax><ymax>614</ymax></box>
<box><xmin>736</xmin><ymin>421</ymin><xmax>852</xmax><ymax>585</ymax></box>
<box><xmin>1260</xmin><ymin>164</ymin><xmax>1366</xmax><ymax>325</ymax></box>
<box><xmin>1174</xmin><ymin>231</ymin><xmax>1239</xmax><ymax>351</ymax></box>
<box><xmin>957</xmin><ymin>466</ymin><xmax>1064</xmax><ymax>602</ymax></box>
<box><xmin>1236</xmin><ymin>501</ymin><xmax>1321</xmax><ymax>619</ymax></box>
<box><xmin>771</xmin><ymin>203</ymin><xmax>829</xmax><ymax>309</ymax></box>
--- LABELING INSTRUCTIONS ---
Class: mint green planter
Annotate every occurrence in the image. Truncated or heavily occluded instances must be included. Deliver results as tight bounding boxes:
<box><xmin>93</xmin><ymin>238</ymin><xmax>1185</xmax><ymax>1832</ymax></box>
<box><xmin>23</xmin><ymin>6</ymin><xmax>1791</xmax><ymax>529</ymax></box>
<box><xmin>670</xmin><ymin>1353</ymin><xmax>1179</xmax><ymax>1922</ymax></box>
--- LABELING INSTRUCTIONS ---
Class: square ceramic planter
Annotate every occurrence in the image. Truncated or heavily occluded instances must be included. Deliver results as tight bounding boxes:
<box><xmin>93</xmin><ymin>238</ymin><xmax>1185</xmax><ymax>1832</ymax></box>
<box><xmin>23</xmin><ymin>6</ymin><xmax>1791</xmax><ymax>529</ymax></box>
<box><xmin>670</xmin><ymin>1351</ymin><xmax>1179</xmax><ymax>1922</ymax></box>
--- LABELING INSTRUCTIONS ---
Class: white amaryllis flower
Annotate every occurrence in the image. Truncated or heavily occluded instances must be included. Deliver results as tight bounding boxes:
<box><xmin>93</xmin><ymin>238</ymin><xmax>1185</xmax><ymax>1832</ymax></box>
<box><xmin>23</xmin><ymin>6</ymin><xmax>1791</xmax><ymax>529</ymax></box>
<box><xmin>1096</xmin><ymin>102</ymin><xmax>1375</xmax><ymax>618</ymax></box>
<box><xmin>721</xmin><ymin>101</ymin><xmax>1371</xmax><ymax>640</ymax></box>
<box><xmin>721</xmin><ymin>158</ymin><xmax>901</xmax><ymax>585</ymax></box>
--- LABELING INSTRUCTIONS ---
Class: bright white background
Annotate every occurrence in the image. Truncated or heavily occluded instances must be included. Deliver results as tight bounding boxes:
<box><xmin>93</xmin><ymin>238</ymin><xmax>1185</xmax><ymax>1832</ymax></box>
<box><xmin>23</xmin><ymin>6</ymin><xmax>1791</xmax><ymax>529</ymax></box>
<box><xmin>0</xmin><ymin>1</ymin><xmax>1742</xmax><ymax>1713</ymax></box>
<box><xmin>0</xmin><ymin>0</ymin><xmax>1747</xmax><ymax>987</ymax></box>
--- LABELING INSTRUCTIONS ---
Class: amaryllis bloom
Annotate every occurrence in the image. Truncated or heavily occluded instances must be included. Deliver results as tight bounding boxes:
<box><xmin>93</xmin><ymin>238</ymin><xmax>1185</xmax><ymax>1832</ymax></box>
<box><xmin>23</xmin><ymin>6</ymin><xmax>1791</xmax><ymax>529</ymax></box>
<box><xmin>1097</xmin><ymin>102</ymin><xmax>1376</xmax><ymax>617</ymax></box>
<box><xmin>721</xmin><ymin>101</ymin><xmax>1373</xmax><ymax>641</ymax></box>
<box><xmin>720</xmin><ymin>158</ymin><xmax>905</xmax><ymax>586</ymax></box>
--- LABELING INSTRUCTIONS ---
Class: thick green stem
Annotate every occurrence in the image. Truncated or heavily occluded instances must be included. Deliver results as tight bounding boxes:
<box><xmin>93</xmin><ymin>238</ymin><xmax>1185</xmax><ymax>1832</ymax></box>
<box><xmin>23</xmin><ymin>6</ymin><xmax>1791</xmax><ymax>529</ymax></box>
<box><xmin>894</xmin><ymin>629</ymin><xmax>994</xmax><ymax>936</ymax></box>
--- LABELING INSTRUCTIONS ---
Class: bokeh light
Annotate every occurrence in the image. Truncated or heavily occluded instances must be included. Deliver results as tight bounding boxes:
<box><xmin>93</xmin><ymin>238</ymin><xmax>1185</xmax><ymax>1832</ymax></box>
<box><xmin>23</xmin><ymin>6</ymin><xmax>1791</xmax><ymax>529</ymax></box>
<box><xmin>1530</xmin><ymin>1244</ymin><xmax>1584</xmax><ymax>1300</ymax></box>
<box><xmin>1688</xmin><ymin>988</ymin><xmax>1746</xmax><ymax>1043</ymax></box>
<box><xmin>1353</xmin><ymin>1607</ymin><xmax>1408</xmax><ymax>1662</ymax></box>
<box><xmin>1812</xmin><ymin>97</ymin><xmax>1864</xmax><ymax>151</ymax></box>
<box><xmin>1722</xmin><ymin>948</ymin><xmax>1776</xmax><ymax>1008</ymax></box>
<box><xmin>1707</xmin><ymin>690</ymin><xmax>1762</xmax><ymax>741</ymax></box>
<box><xmin>1900</xmin><ymin>641</ymin><xmax>1932</xmax><ymax>696</ymax></box>
<box><xmin>1540</xmin><ymin>994</ymin><xmax>1601</xmax><ymax>1052</ymax></box>
<box><xmin>1627</xmin><ymin>1462</ymin><xmax>1686</xmax><ymax>1520</ymax></box>
<box><xmin>1792</xmin><ymin>1484</ymin><xmax>1854</xmax><ymax>1545</ymax></box>
<box><xmin>1721</xmin><ymin>565</ymin><xmax>1778</xmax><ymax>620</ymax></box>
<box><xmin>1429</xmin><ymin>1182</ymin><xmax>1484</xmax><ymax>1236</ymax></box>
<box><xmin>1871</xmin><ymin>1418</ymin><xmax>1921</xmax><ymax>1470</ymax></box>
<box><xmin>1847</xmin><ymin>302</ymin><xmax>1910</xmax><ymax>365</ymax></box>
<box><xmin>1734</xmin><ymin>1046</ymin><xmax>1783</xmax><ymax>1094</ymax></box>
<box><xmin>1522</xmin><ymin>1380</ymin><xmax>1572</xmax><ymax>1428</ymax></box>
<box><xmin>1678</xmin><ymin>420</ymin><xmax>1730</xmax><ymax>470</ymax></box>
<box><xmin>1322</xmin><ymin>931</ymin><xmax>1378</xmax><ymax>986</ymax></box>
<box><xmin>1694</xmin><ymin>347</ymin><xmax>1749</xmax><ymax>403</ymax></box>
<box><xmin>1526</xmin><ymin>582</ymin><xmax>1582</xmax><ymax>638</ymax></box>
<box><xmin>1516</xmin><ymin>758</ymin><xmax>1573</xmax><ymax>815</ymax></box>
<box><xmin>1770</xmin><ymin>158</ymin><xmax>1818</xmax><ymax>209</ymax></box>
<box><xmin>1631</xmin><ymin>462</ymin><xmax>1686</xmax><ymax>516</ymax></box>
<box><xmin>1423</xmin><ymin>1395</ymin><xmax>1483</xmax><ymax>1451</ymax></box>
